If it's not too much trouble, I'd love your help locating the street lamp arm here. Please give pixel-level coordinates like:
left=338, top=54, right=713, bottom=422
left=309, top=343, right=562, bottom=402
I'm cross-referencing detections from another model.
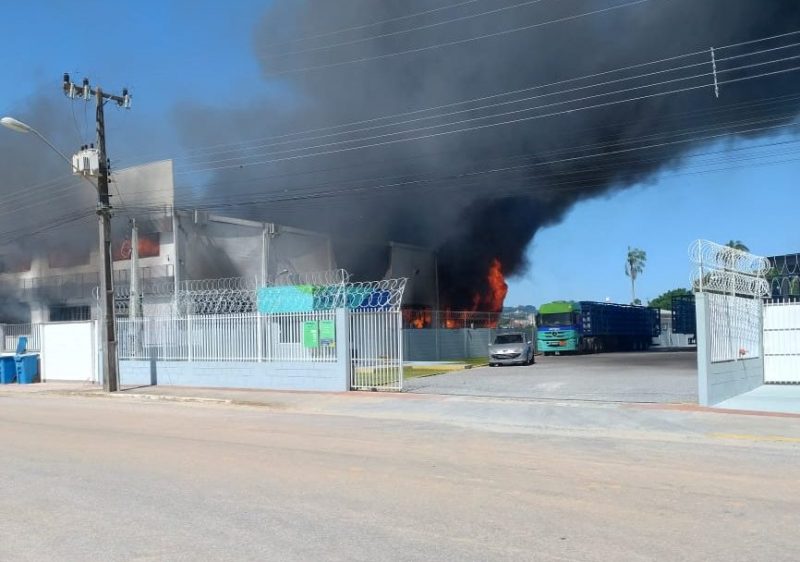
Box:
left=1, top=115, right=98, bottom=192
left=29, top=128, right=99, bottom=192
left=28, top=127, right=73, bottom=169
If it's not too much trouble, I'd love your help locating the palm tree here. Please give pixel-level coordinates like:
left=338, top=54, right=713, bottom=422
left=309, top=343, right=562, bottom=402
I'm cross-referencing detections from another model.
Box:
left=725, top=240, right=749, bottom=252
left=625, top=246, right=647, bottom=305
left=719, top=240, right=750, bottom=273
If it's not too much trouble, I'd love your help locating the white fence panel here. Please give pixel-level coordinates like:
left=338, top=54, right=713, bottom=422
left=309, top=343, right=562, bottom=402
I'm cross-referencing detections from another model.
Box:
left=117, top=311, right=339, bottom=364
left=706, top=293, right=762, bottom=363
left=764, top=301, right=800, bottom=383
left=2, top=323, right=42, bottom=352
left=118, top=317, right=189, bottom=361
left=191, top=314, right=258, bottom=362
left=350, top=310, right=403, bottom=391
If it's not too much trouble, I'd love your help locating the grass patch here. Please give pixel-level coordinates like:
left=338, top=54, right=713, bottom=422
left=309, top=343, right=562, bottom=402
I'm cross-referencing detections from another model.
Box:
left=403, top=366, right=449, bottom=379
left=351, top=359, right=490, bottom=387
left=464, top=357, right=489, bottom=367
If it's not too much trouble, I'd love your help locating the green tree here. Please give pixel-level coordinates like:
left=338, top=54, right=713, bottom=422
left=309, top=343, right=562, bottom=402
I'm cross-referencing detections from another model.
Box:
left=648, top=288, right=692, bottom=310
left=625, top=246, right=647, bottom=305
left=725, top=240, right=750, bottom=252
left=790, top=277, right=800, bottom=297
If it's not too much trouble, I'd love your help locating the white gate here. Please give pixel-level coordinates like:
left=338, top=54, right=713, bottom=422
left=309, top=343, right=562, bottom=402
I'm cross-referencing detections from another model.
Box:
left=350, top=310, right=404, bottom=391
left=763, top=300, right=800, bottom=383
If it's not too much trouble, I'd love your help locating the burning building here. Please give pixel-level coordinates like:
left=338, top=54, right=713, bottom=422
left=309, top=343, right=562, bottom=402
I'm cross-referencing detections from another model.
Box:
left=171, top=0, right=800, bottom=320
left=4, top=1, right=800, bottom=331
left=0, top=159, right=444, bottom=324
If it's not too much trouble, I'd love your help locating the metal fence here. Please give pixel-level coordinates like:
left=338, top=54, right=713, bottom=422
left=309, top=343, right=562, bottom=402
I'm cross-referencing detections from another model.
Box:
left=705, top=292, right=762, bottom=363
left=690, top=240, right=769, bottom=364
left=350, top=310, right=403, bottom=391
left=1, top=323, right=41, bottom=352
left=117, top=311, right=339, bottom=363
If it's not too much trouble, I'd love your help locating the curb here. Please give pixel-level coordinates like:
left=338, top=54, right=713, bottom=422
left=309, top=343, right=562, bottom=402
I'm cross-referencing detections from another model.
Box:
left=110, top=392, right=234, bottom=406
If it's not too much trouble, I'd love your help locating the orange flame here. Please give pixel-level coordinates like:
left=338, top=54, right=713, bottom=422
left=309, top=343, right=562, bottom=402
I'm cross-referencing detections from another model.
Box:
left=403, top=309, right=432, bottom=329
left=485, top=258, right=508, bottom=313
left=444, top=309, right=460, bottom=329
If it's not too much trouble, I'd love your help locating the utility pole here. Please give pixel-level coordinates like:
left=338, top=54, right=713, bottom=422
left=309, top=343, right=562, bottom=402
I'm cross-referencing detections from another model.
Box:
left=63, top=74, right=131, bottom=392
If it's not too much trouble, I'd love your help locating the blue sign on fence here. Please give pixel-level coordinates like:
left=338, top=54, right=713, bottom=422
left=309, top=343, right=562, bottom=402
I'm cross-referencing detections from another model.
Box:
left=257, top=285, right=315, bottom=313
left=257, top=284, right=394, bottom=313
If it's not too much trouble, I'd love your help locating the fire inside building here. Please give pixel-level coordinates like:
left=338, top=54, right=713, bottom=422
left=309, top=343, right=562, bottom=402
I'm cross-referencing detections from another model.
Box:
left=0, top=160, right=505, bottom=343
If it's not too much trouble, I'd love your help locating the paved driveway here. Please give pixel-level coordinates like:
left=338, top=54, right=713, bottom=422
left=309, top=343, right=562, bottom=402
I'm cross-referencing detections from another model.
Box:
left=405, top=351, right=698, bottom=403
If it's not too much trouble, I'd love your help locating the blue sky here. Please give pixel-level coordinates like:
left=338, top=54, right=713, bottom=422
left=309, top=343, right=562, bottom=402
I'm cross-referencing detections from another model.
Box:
left=2, top=1, right=798, bottom=307
left=504, top=143, right=799, bottom=306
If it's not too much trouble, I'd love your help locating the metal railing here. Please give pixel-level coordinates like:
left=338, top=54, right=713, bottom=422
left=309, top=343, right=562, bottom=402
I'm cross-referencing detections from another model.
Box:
left=117, top=311, right=338, bottom=363
left=350, top=310, right=403, bottom=391
left=705, top=293, right=762, bottom=363
left=0, top=323, right=42, bottom=352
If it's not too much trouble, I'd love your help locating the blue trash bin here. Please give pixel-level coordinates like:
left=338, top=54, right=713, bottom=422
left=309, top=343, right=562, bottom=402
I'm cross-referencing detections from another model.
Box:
left=15, top=355, right=39, bottom=384
left=0, top=356, right=16, bottom=384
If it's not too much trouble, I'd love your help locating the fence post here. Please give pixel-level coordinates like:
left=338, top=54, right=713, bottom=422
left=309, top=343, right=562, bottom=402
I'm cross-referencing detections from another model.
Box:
left=757, top=298, right=765, bottom=382
left=434, top=310, right=441, bottom=361
left=336, top=307, right=350, bottom=391
left=257, top=313, right=264, bottom=362
left=397, top=307, right=404, bottom=391
left=187, top=314, right=194, bottom=363
left=695, top=293, right=710, bottom=406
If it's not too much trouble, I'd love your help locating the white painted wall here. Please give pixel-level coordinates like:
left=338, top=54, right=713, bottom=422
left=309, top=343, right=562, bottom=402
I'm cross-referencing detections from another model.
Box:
left=41, top=322, right=97, bottom=382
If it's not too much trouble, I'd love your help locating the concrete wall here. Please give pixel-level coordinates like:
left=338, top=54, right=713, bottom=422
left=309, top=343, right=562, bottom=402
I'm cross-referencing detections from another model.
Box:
left=698, top=358, right=764, bottom=406
left=119, top=359, right=348, bottom=392
left=696, top=293, right=764, bottom=406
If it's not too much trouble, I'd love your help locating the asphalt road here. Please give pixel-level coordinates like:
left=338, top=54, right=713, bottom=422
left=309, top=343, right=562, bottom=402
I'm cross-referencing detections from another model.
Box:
left=406, top=351, right=698, bottom=403
left=1, top=392, right=799, bottom=561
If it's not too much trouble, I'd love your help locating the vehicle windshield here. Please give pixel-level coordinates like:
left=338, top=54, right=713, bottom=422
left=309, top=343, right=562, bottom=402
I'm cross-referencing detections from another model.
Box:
left=539, top=312, right=573, bottom=327
left=493, top=334, right=524, bottom=344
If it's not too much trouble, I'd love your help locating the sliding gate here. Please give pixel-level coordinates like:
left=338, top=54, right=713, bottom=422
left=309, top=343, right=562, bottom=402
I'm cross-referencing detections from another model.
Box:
left=763, top=299, right=800, bottom=383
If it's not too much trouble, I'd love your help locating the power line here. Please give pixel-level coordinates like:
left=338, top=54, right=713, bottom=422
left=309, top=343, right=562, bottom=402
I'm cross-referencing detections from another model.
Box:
left=261, top=0, right=484, bottom=49
left=268, top=0, right=654, bottom=75
left=108, top=90, right=800, bottom=211
left=8, top=124, right=800, bottom=250
left=130, top=116, right=800, bottom=214
left=118, top=28, right=800, bottom=166
left=176, top=61, right=800, bottom=175
left=170, top=109, right=800, bottom=207
left=176, top=40, right=800, bottom=167
left=4, top=67, right=797, bottom=219
left=268, top=0, right=550, bottom=59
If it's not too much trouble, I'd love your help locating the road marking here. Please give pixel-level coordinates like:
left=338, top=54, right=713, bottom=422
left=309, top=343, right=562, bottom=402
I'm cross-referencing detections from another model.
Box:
left=710, top=432, right=800, bottom=444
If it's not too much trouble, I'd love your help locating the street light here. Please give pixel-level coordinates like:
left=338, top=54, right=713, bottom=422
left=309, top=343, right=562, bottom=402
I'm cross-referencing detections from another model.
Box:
left=1, top=116, right=75, bottom=168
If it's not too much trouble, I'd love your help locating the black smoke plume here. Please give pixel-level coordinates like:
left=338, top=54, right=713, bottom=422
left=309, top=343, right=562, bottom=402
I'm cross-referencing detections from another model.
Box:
left=175, top=0, right=800, bottom=309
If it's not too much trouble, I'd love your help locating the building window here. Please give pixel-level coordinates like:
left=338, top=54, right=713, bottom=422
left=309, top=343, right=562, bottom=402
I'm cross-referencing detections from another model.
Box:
left=49, top=306, right=91, bottom=322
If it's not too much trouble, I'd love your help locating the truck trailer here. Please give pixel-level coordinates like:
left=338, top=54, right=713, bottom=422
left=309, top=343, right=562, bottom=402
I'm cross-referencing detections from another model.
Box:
left=537, top=301, right=660, bottom=355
